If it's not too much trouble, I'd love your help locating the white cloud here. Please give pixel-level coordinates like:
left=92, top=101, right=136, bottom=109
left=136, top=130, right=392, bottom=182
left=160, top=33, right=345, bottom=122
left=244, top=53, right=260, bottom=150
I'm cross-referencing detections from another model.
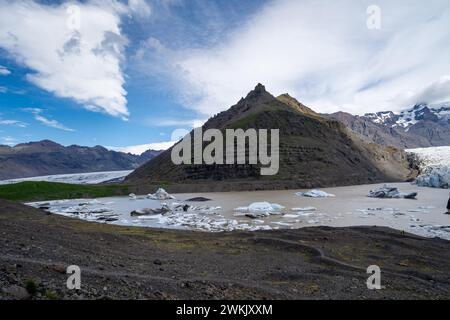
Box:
left=1, top=136, right=17, bottom=146
left=146, top=117, right=206, bottom=128
left=140, top=0, right=450, bottom=115
left=0, top=65, right=11, bottom=76
left=23, top=108, right=74, bottom=132
left=108, top=140, right=176, bottom=155
left=0, top=0, right=149, bottom=119
left=34, top=114, right=75, bottom=132
left=128, top=0, right=152, bottom=17
left=404, top=76, right=450, bottom=106
left=0, top=119, right=28, bottom=128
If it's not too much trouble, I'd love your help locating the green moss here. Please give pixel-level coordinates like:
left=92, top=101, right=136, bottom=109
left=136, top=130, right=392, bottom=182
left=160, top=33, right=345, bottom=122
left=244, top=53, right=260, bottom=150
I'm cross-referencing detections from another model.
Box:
left=0, top=181, right=131, bottom=202
left=25, top=279, right=38, bottom=295
left=44, top=290, right=59, bottom=300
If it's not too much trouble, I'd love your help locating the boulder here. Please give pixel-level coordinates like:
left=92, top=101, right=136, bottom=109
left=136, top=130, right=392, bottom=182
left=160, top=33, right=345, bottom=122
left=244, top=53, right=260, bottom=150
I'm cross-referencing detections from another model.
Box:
left=2, top=285, right=30, bottom=300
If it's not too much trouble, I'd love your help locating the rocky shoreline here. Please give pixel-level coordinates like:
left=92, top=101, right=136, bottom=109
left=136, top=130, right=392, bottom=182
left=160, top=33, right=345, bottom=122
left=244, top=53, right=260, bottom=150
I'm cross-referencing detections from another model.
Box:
left=1, top=199, right=450, bottom=300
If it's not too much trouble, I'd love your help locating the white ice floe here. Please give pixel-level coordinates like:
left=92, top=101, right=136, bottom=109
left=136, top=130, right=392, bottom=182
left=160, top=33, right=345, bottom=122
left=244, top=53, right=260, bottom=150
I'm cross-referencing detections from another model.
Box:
left=283, top=214, right=302, bottom=219
left=28, top=200, right=120, bottom=223
left=291, top=207, right=317, bottom=211
left=158, top=212, right=273, bottom=232
left=147, top=188, right=175, bottom=200
left=271, top=221, right=293, bottom=227
left=295, top=190, right=335, bottom=198
left=407, top=146, right=450, bottom=189
left=233, top=202, right=285, bottom=219
left=29, top=197, right=274, bottom=232
left=367, top=185, right=417, bottom=199
left=410, top=224, right=450, bottom=241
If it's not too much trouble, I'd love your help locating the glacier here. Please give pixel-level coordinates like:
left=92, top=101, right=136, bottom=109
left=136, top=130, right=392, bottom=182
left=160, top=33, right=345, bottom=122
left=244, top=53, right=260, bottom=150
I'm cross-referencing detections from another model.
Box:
left=0, top=170, right=133, bottom=185
left=407, top=147, right=450, bottom=189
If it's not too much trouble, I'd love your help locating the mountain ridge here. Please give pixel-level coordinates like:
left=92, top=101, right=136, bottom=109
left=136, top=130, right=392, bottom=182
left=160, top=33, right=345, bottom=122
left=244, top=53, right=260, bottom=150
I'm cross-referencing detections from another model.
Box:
left=328, top=102, right=450, bottom=149
left=0, top=140, right=162, bottom=180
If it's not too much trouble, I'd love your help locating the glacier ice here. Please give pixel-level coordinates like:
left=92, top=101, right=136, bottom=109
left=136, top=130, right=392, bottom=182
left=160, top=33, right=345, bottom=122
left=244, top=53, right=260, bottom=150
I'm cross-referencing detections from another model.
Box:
left=407, top=146, right=450, bottom=189
left=147, top=188, right=175, bottom=200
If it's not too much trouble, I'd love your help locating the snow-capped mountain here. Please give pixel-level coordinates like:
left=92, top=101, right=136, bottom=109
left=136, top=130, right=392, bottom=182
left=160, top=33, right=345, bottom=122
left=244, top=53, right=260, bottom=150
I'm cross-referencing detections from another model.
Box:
left=329, top=103, right=450, bottom=149
left=365, top=103, right=450, bottom=130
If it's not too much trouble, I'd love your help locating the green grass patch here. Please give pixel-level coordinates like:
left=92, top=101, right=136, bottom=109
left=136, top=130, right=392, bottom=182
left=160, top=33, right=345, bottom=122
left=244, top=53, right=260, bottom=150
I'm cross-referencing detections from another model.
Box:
left=0, top=181, right=131, bottom=202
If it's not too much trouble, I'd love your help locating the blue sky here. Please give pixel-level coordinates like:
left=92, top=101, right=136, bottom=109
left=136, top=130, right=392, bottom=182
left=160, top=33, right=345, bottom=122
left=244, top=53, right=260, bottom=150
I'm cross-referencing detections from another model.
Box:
left=1, top=0, right=450, bottom=153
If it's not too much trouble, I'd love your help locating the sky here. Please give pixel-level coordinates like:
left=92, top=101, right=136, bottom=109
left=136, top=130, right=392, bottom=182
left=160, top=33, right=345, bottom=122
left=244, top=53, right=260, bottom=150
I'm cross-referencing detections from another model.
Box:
left=0, top=0, right=449, bottom=154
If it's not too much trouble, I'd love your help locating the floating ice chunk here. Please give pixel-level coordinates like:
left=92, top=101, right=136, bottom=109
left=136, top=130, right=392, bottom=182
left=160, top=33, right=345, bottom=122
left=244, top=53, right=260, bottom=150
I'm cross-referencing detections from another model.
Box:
left=248, top=202, right=284, bottom=212
left=296, top=212, right=315, bottom=217
left=291, top=207, right=317, bottom=211
left=131, top=207, right=170, bottom=216
left=271, top=221, right=293, bottom=227
left=283, top=214, right=302, bottom=219
left=252, top=220, right=265, bottom=224
left=234, top=202, right=285, bottom=218
left=137, top=215, right=162, bottom=220
left=147, top=188, right=175, bottom=200
left=245, top=212, right=270, bottom=219
left=408, top=209, right=429, bottom=213
left=268, top=203, right=285, bottom=211
left=367, top=185, right=417, bottom=199
left=295, top=190, right=335, bottom=198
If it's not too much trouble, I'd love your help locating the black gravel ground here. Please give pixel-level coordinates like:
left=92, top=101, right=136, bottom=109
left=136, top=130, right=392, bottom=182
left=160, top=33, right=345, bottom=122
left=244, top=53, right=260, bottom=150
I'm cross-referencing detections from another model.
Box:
left=1, top=200, right=449, bottom=300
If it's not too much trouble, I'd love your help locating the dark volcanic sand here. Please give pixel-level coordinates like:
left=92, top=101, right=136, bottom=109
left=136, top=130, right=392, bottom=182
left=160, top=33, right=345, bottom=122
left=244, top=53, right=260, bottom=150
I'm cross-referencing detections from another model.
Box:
left=0, top=200, right=449, bottom=300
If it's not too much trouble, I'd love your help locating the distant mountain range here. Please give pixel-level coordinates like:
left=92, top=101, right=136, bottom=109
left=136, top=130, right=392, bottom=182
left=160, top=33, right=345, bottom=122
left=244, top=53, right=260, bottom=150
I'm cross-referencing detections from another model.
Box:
left=125, top=84, right=413, bottom=191
left=0, top=140, right=161, bottom=180
left=328, top=103, right=450, bottom=149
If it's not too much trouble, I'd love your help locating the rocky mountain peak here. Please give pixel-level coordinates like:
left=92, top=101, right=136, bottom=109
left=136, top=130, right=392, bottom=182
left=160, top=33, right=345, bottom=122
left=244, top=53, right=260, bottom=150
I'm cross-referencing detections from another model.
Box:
left=242, top=83, right=274, bottom=103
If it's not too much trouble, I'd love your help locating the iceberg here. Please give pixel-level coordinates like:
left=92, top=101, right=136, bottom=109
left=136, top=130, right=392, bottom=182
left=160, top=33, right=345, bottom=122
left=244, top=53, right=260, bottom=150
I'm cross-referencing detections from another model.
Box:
left=291, top=207, right=317, bottom=211
left=233, top=202, right=285, bottom=219
left=367, top=185, right=417, bottom=199
left=129, top=193, right=137, bottom=200
left=147, top=188, right=175, bottom=200
left=295, top=190, right=335, bottom=198
left=234, top=202, right=285, bottom=212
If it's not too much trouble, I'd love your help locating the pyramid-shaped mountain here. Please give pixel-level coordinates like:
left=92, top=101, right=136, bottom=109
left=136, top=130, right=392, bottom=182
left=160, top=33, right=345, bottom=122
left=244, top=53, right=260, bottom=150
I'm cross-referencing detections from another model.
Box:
left=125, top=84, right=413, bottom=191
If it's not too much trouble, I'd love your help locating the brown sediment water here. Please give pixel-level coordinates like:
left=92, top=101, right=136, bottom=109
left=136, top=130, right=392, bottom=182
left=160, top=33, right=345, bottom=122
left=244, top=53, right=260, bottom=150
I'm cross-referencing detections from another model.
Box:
left=174, top=182, right=450, bottom=228
left=27, top=182, right=450, bottom=239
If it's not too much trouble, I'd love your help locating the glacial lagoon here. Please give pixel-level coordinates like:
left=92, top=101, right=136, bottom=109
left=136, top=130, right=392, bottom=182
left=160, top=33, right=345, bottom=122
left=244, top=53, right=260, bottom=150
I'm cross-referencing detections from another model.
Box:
left=26, top=182, right=450, bottom=240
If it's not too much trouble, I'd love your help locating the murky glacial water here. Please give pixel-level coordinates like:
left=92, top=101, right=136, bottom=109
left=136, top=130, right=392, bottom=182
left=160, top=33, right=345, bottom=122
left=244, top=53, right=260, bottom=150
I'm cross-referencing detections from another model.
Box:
left=26, top=182, right=450, bottom=240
